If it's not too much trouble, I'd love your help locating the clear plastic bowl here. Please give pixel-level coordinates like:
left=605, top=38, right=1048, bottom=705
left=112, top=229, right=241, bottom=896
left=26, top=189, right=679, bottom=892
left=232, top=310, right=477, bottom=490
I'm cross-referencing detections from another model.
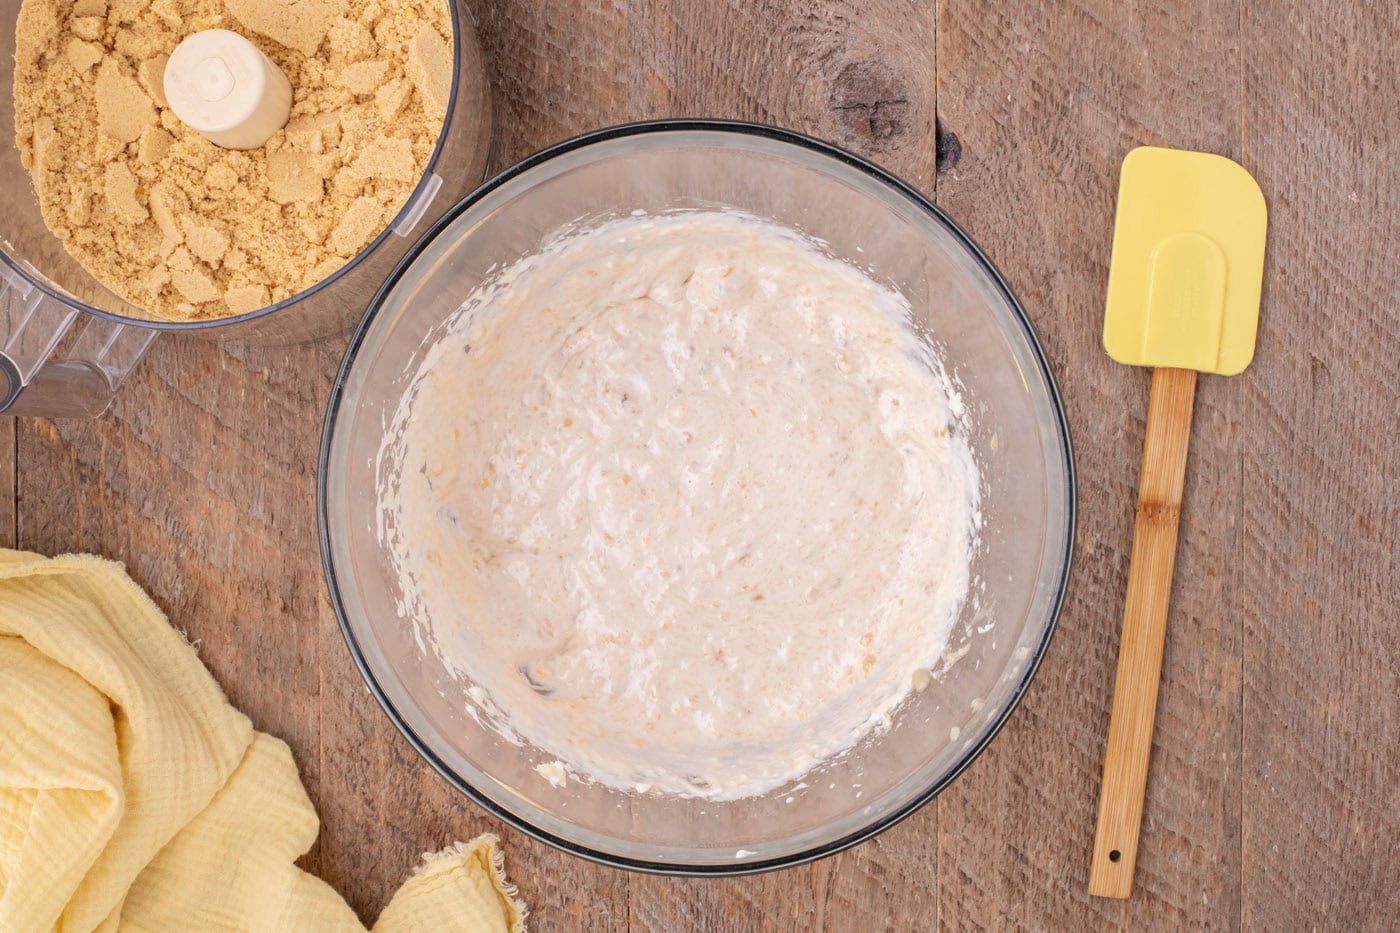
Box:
left=319, top=121, right=1075, bottom=874
left=0, top=0, right=490, bottom=415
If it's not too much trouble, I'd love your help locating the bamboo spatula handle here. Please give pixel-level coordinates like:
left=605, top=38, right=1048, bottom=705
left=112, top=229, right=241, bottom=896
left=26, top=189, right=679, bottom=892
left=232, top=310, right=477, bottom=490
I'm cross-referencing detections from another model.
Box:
left=1089, top=365, right=1198, bottom=898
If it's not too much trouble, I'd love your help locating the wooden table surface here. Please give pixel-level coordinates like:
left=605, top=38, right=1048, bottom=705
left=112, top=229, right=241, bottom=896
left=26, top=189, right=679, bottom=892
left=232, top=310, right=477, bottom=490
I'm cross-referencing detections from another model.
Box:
left=7, top=0, right=1397, bottom=929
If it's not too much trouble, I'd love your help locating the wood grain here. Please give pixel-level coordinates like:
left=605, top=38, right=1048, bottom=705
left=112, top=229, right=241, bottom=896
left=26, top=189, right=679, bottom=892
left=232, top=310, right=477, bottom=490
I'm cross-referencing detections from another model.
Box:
left=934, top=0, right=1245, bottom=927
left=477, top=0, right=939, bottom=183
left=1240, top=1, right=1400, bottom=928
left=1090, top=366, right=1198, bottom=897
left=474, top=1, right=946, bottom=929
left=628, top=825, right=939, bottom=933
left=0, top=420, right=12, bottom=549
left=6, top=0, right=1399, bottom=928
left=16, top=334, right=333, bottom=878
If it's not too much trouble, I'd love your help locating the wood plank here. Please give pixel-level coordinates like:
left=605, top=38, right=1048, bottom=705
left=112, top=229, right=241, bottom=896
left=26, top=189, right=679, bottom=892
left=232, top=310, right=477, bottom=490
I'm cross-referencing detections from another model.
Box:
left=16, top=334, right=330, bottom=880
left=479, top=0, right=940, bottom=189
left=307, top=0, right=637, bottom=925
left=0, top=420, right=13, bottom=549
left=624, top=0, right=941, bottom=191
left=8, top=1, right=1396, bottom=928
left=471, top=0, right=945, bottom=929
left=625, top=824, right=938, bottom=933
left=575, top=1, right=941, bottom=929
left=934, top=0, right=1245, bottom=926
left=1240, top=2, right=1400, bottom=927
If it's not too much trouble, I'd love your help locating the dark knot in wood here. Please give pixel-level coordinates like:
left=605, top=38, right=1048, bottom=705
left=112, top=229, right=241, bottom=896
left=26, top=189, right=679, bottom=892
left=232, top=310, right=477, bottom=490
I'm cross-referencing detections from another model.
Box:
left=828, top=60, right=912, bottom=150
left=936, top=127, right=962, bottom=174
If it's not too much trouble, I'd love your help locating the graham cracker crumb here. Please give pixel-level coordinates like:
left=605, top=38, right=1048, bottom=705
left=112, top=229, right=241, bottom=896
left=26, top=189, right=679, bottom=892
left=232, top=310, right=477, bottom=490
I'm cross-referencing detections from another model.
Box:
left=204, top=162, right=239, bottom=191
left=25, top=116, right=58, bottom=172
left=326, top=16, right=374, bottom=61
left=225, top=0, right=349, bottom=56
left=171, top=265, right=220, bottom=303
left=150, top=186, right=182, bottom=243
left=330, top=195, right=382, bottom=254
left=95, top=59, right=156, bottom=144
left=137, top=54, right=170, bottom=107
left=66, top=188, right=92, bottom=226
left=16, top=0, right=60, bottom=69
left=340, top=59, right=388, bottom=95
left=405, top=26, right=451, bottom=121
left=180, top=217, right=230, bottom=265
left=108, top=0, right=143, bottom=23
left=15, top=0, right=452, bottom=321
left=348, top=136, right=414, bottom=182
left=308, top=254, right=344, bottom=282
left=224, top=284, right=270, bottom=315
left=286, top=110, right=343, bottom=149
left=267, top=150, right=325, bottom=203
left=140, top=265, right=171, bottom=296
left=138, top=126, right=172, bottom=164
left=70, top=16, right=105, bottom=41
left=149, top=0, right=185, bottom=30
left=374, top=78, right=411, bottom=122
left=65, top=37, right=103, bottom=73
left=103, top=162, right=147, bottom=225
left=115, top=25, right=173, bottom=60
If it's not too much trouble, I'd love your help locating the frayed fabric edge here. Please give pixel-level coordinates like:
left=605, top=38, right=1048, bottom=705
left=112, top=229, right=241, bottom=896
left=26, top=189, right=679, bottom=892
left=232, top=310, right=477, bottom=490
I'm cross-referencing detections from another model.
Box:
left=417, top=834, right=528, bottom=933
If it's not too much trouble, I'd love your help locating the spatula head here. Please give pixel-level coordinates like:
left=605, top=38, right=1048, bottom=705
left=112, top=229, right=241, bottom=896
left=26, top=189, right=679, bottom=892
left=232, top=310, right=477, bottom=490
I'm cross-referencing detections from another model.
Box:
left=1103, top=147, right=1267, bottom=375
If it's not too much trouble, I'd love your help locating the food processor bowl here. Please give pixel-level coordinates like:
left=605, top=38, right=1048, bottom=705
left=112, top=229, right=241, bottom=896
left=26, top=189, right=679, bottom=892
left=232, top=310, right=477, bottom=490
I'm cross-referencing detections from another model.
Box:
left=320, top=121, right=1074, bottom=873
left=0, top=0, right=491, bottom=416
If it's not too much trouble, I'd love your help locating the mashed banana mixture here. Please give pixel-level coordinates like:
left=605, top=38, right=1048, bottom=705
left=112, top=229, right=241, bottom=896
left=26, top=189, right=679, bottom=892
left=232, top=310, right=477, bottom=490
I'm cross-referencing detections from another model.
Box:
left=380, top=211, right=981, bottom=799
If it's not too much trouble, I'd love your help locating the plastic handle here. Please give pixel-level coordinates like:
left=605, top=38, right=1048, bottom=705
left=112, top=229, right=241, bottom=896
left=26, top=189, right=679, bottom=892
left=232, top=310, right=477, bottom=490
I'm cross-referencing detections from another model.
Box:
left=0, top=264, right=157, bottom=418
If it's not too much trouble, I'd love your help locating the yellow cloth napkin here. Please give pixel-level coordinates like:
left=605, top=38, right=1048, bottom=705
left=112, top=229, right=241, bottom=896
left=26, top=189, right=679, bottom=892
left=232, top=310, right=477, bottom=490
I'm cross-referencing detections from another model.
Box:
left=0, top=549, right=526, bottom=933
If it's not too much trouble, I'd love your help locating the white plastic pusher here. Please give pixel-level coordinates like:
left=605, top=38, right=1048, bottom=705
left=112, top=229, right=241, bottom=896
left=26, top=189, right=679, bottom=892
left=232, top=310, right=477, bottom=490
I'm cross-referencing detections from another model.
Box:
left=164, top=29, right=292, bottom=150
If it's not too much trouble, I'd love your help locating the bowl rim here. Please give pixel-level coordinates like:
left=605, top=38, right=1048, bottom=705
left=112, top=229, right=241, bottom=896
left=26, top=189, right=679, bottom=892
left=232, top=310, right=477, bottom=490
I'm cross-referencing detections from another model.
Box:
left=317, top=118, right=1077, bottom=876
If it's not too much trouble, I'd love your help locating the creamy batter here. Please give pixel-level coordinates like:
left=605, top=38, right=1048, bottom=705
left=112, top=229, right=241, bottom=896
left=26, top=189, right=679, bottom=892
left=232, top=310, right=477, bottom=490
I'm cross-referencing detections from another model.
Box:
left=380, top=211, right=981, bottom=799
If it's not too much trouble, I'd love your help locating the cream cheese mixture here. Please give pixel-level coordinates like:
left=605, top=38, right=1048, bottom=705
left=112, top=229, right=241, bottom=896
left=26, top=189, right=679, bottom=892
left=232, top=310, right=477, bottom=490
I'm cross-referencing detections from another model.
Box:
left=380, top=211, right=981, bottom=799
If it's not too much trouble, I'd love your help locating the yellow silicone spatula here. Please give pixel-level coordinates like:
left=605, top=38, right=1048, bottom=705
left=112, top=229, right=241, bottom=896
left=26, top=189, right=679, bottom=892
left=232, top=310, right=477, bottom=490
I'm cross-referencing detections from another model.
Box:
left=1089, top=146, right=1266, bottom=899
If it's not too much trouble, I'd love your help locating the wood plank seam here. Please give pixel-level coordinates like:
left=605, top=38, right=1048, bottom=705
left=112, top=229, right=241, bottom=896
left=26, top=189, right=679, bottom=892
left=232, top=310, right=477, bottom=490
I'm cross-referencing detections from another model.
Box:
left=930, top=4, right=943, bottom=931
left=2, top=422, right=14, bottom=550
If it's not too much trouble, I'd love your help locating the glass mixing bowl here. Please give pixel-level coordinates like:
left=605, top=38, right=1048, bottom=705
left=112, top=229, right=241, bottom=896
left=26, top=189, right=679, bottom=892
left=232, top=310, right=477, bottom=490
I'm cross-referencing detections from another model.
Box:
left=320, top=121, right=1074, bottom=874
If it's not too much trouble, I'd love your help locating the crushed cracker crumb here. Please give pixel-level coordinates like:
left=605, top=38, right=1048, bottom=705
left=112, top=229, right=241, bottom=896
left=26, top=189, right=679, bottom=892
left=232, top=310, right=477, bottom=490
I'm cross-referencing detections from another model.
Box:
left=15, top=0, right=452, bottom=321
